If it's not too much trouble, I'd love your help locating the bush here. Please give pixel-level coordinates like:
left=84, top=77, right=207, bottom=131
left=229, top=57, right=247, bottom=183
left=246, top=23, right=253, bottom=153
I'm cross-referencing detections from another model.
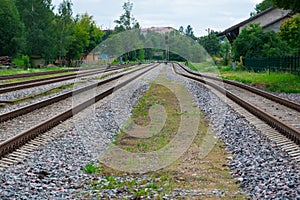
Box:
left=22, top=55, right=30, bottom=70
left=232, top=24, right=292, bottom=61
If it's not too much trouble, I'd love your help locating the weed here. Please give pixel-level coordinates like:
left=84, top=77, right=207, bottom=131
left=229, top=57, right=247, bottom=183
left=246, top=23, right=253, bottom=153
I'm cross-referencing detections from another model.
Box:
left=82, top=162, right=102, bottom=174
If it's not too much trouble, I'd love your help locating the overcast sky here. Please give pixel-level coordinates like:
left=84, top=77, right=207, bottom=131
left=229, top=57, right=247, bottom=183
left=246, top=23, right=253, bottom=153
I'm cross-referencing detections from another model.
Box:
left=52, top=0, right=263, bottom=36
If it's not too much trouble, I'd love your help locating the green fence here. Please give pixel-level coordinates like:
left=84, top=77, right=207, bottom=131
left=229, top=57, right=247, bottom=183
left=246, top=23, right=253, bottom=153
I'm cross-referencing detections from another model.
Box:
left=243, top=56, right=300, bottom=74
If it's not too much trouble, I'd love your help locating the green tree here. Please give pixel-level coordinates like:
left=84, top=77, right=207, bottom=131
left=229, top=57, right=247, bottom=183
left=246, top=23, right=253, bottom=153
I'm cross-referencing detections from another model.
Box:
left=114, top=0, right=140, bottom=33
left=67, top=14, right=90, bottom=60
left=86, top=21, right=104, bottom=53
left=272, top=0, right=300, bottom=13
left=185, top=25, right=196, bottom=40
left=113, top=1, right=141, bottom=61
left=198, top=30, right=221, bottom=56
left=251, top=0, right=273, bottom=16
left=56, top=0, right=74, bottom=65
left=232, top=24, right=292, bottom=60
left=279, top=14, right=300, bottom=54
left=14, top=0, right=55, bottom=59
left=179, top=26, right=184, bottom=34
left=0, top=0, right=25, bottom=56
left=66, top=13, right=103, bottom=61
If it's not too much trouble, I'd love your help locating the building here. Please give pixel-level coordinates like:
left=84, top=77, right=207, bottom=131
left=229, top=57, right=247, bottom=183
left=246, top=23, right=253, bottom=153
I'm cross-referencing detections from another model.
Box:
left=141, top=27, right=175, bottom=35
left=218, top=7, right=291, bottom=44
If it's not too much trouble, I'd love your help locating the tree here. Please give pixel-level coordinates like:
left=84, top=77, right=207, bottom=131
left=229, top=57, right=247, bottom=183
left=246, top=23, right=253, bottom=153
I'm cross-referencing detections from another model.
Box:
left=272, top=0, right=300, bottom=13
left=56, top=0, right=74, bottom=65
left=232, top=24, right=292, bottom=60
left=114, top=1, right=140, bottom=33
left=14, top=0, right=55, bottom=59
left=185, top=25, right=196, bottom=39
left=66, top=13, right=103, bottom=61
left=179, top=26, right=184, bottom=34
left=67, top=14, right=91, bottom=60
left=0, top=0, right=25, bottom=56
left=86, top=21, right=104, bottom=53
left=113, top=1, right=141, bottom=61
left=198, top=30, right=221, bottom=56
left=251, top=0, right=273, bottom=16
left=279, top=14, right=300, bottom=54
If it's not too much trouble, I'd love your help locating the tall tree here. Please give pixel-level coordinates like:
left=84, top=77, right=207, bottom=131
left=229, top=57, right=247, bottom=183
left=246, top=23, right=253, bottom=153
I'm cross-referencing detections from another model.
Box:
left=114, top=0, right=140, bottom=33
left=185, top=25, right=196, bottom=40
left=272, top=0, right=300, bottom=13
left=179, top=26, right=184, bottom=34
left=113, top=1, right=142, bottom=61
left=56, top=0, right=74, bottom=65
left=66, top=13, right=103, bottom=60
left=86, top=21, right=104, bottom=53
left=198, top=30, right=221, bottom=56
left=14, top=0, right=55, bottom=59
left=67, top=13, right=91, bottom=60
left=0, top=0, right=25, bottom=56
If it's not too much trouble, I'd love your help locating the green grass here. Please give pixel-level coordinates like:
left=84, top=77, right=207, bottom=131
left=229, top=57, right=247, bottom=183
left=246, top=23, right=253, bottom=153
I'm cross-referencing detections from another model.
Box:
left=114, top=83, right=181, bottom=153
left=0, top=67, right=70, bottom=76
left=185, top=62, right=300, bottom=94
left=185, top=62, right=219, bottom=73
left=220, top=71, right=300, bottom=93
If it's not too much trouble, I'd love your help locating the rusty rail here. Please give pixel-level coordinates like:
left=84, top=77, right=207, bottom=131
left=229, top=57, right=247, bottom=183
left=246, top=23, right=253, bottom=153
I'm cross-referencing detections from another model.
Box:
left=177, top=63, right=300, bottom=112
left=0, top=65, right=133, bottom=94
left=173, top=63, right=300, bottom=145
left=0, top=63, right=158, bottom=158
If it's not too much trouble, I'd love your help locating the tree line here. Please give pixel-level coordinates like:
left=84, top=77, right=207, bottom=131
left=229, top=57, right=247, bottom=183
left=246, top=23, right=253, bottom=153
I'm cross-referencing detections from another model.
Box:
left=0, top=0, right=299, bottom=67
left=0, top=0, right=104, bottom=66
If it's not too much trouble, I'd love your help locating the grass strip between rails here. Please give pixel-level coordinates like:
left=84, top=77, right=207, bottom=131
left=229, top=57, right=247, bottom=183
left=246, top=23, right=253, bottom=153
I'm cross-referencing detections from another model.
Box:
left=80, top=77, right=249, bottom=199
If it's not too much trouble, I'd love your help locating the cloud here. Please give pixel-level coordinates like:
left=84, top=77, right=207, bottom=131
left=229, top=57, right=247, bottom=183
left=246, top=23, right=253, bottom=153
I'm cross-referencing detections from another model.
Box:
left=51, top=0, right=258, bottom=36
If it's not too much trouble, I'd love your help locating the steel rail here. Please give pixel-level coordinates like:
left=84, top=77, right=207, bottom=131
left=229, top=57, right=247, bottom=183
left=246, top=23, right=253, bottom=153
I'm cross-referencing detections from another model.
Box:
left=0, top=65, right=126, bottom=81
left=173, top=63, right=300, bottom=145
left=177, top=63, right=300, bottom=112
left=0, top=64, right=151, bottom=123
left=0, top=63, right=158, bottom=157
left=0, top=65, right=133, bottom=94
left=0, top=65, right=129, bottom=88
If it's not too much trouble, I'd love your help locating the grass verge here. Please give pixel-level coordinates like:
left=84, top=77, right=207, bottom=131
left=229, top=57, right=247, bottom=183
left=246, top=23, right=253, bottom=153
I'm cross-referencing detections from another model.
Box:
left=185, top=62, right=300, bottom=94
left=0, top=67, right=70, bottom=76
left=220, top=71, right=300, bottom=93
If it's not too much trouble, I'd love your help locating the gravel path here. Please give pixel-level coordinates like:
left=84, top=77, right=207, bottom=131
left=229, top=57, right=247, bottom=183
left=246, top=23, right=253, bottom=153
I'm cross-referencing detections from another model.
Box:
left=0, top=64, right=299, bottom=199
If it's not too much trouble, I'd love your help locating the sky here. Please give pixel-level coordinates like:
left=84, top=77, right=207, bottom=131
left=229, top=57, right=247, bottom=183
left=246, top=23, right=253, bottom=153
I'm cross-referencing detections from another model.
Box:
left=52, top=0, right=263, bottom=36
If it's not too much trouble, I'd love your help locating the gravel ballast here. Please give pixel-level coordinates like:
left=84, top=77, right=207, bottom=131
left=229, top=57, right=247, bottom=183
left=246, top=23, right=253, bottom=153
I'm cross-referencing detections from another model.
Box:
left=0, top=64, right=299, bottom=199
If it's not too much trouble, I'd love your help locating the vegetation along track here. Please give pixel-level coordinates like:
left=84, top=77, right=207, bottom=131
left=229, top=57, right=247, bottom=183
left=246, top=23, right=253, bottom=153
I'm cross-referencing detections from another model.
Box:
left=173, top=63, right=300, bottom=159
left=0, top=63, right=158, bottom=159
left=0, top=65, right=133, bottom=95
left=0, top=65, right=113, bottom=81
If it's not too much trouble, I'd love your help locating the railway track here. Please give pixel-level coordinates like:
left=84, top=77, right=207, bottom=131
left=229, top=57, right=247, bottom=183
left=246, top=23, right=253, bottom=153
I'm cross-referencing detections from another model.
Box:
left=0, top=65, right=112, bottom=81
left=173, top=63, right=300, bottom=161
left=0, top=65, right=133, bottom=95
left=0, top=63, right=158, bottom=168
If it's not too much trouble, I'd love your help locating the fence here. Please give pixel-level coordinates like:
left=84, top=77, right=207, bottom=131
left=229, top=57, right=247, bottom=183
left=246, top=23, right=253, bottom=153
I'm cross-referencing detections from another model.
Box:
left=243, top=56, right=300, bottom=75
